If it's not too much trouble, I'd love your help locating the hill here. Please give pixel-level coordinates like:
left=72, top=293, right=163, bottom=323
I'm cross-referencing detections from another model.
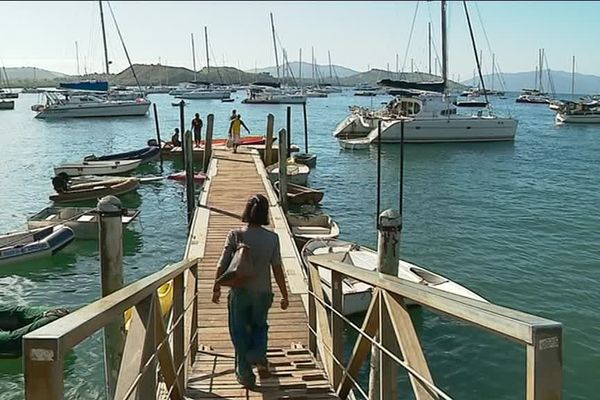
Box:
left=3, top=67, right=68, bottom=81
left=250, top=61, right=359, bottom=79
left=462, top=70, right=600, bottom=94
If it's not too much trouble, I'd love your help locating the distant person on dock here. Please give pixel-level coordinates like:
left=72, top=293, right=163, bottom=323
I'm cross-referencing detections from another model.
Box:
left=228, top=114, right=250, bottom=153
left=191, top=113, right=203, bottom=147
left=230, top=109, right=238, bottom=121
left=170, top=128, right=181, bottom=147
left=212, top=194, right=288, bottom=388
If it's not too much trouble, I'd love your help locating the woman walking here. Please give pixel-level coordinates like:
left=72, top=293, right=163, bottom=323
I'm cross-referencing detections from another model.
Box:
left=212, top=194, right=289, bottom=387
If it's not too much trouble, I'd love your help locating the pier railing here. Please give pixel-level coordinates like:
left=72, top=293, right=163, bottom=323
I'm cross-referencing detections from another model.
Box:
left=22, top=257, right=199, bottom=400
left=306, top=254, right=563, bottom=400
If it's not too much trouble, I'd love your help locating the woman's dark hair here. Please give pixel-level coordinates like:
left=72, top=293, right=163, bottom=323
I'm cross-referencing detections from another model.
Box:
left=241, top=194, right=269, bottom=225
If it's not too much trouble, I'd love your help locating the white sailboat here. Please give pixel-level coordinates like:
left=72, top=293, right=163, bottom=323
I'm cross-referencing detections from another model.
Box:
left=36, top=1, right=150, bottom=119
left=334, top=1, right=517, bottom=143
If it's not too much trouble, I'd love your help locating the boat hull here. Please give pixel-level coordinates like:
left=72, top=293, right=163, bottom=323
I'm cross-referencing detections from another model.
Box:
left=0, top=225, right=74, bottom=267
left=50, top=178, right=140, bottom=203
left=555, top=112, right=600, bottom=124
left=0, top=101, right=15, bottom=110
left=35, top=102, right=150, bottom=119
left=54, top=159, right=141, bottom=177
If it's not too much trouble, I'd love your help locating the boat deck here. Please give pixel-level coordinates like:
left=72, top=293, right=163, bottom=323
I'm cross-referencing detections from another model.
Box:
left=184, top=148, right=338, bottom=399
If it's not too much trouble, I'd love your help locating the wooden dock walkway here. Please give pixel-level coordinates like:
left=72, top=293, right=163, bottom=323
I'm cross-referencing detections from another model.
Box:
left=184, top=148, right=339, bottom=399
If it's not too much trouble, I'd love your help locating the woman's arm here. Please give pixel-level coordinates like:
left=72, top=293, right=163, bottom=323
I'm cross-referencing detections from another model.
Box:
left=271, top=236, right=288, bottom=309
left=212, top=230, right=237, bottom=303
left=242, top=121, right=250, bottom=133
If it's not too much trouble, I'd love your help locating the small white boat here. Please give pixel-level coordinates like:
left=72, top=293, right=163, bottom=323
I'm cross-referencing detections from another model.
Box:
left=0, top=225, right=74, bottom=267
left=302, top=239, right=487, bottom=315
left=50, top=177, right=140, bottom=203
left=338, top=137, right=370, bottom=150
left=176, top=89, right=231, bottom=100
left=54, top=159, right=142, bottom=177
left=287, top=213, right=340, bottom=248
left=28, top=207, right=140, bottom=240
left=266, top=162, right=310, bottom=186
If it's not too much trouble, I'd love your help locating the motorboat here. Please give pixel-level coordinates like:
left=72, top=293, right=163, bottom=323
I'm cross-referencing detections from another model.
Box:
left=515, top=89, right=550, bottom=104
left=35, top=92, right=150, bottom=119
left=28, top=207, right=140, bottom=239
left=266, top=162, right=310, bottom=186
left=302, top=239, right=487, bottom=315
left=273, top=181, right=324, bottom=205
left=242, top=85, right=306, bottom=104
left=54, top=159, right=142, bottom=177
left=287, top=213, right=340, bottom=248
left=334, top=93, right=517, bottom=143
left=176, top=88, right=231, bottom=100
left=83, top=146, right=160, bottom=164
left=555, top=100, right=600, bottom=124
left=50, top=177, right=140, bottom=203
left=338, top=137, right=370, bottom=150
left=0, top=225, right=74, bottom=267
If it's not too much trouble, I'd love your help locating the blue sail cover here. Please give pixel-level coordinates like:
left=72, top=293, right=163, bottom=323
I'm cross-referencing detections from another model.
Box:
left=59, top=80, right=109, bottom=92
left=377, top=79, right=445, bottom=93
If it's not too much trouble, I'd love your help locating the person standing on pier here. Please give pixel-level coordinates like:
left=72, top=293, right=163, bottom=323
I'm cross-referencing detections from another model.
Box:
left=212, top=194, right=289, bottom=388
left=191, top=113, right=203, bottom=147
left=228, top=114, right=250, bottom=153
left=230, top=109, right=238, bottom=121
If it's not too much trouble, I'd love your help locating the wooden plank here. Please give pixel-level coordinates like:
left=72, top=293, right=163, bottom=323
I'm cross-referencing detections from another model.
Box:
left=383, top=292, right=436, bottom=400
left=23, top=338, right=63, bottom=400
left=173, top=273, right=185, bottom=391
left=330, top=270, right=343, bottom=389
left=308, top=262, right=333, bottom=381
left=154, top=295, right=183, bottom=399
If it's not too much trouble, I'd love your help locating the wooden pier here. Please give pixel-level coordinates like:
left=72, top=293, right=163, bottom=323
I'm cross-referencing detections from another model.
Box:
left=22, top=135, right=564, bottom=400
left=184, top=148, right=337, bottom=399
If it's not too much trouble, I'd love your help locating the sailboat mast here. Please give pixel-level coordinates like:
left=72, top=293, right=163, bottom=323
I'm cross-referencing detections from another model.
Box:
left=270, top=13, right=280, bottom=80
left=428, top=22, right=432, bottom=75
left=571, top=55, right=575, bottom=99
left=299, top=48, right=302, bottom=92
left=491, top=53, right=495, bottom=91
left=328, top=50, right=333, bottom=81
left=191, top=33, right=197, bottom=81
left=441, top=0, right=448, bottom=90
left=204, top=26, right=210, bottom=73
left=98, top=0, right=110, bottom=75
left=75, top=41, right=80, bottom=76
left=311, top=47, right=315, bottom=84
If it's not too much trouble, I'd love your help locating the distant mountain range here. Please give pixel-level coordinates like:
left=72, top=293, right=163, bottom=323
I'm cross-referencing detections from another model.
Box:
left=462, top=70, right=600, bottom=94
left=249, top=61, right=359, bottom=79
left=2, top=67, right=68, bottom=81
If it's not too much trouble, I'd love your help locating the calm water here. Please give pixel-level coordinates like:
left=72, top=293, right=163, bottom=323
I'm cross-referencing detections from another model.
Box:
left=0, top=91, right=597, bottom=399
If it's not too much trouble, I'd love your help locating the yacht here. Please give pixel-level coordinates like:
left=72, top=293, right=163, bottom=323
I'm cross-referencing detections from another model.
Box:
left=176, top=87, right=231, bottom=100
left=242, top=85, right=306, bottom=104
left=334, top=1, right=517, bottom=143
left=555, top=100, right=600, bottom=124
left=516, top=89, right=550, bottom=104
left=334, top=92, right=516, bottom=143
left=35, top=92, right=150, bottom=119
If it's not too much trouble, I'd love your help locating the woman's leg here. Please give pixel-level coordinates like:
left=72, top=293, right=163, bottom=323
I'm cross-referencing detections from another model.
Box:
left=247, top=292, right=274, bottom=367
left=228, top=289, right=254, bottom=384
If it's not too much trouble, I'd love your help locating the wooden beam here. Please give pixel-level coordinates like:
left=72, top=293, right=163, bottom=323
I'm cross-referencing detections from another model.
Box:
left=308, top=264, right=317, bottom=356
left=337, top=290, right=379, bottom=399
left=114, top=294, right=156, bottom=399
left=307, top=262, right=333, bottom=380
left=173, top=273, right=185, bottom=391
left=331, top=270, right=344, bottom=389
left=526, top=325, right=563, bottom=400
left=383, top=291, right=437, bottom=400
left=308, top=255, right=560, bottom=345
left=154, top=296, right=183, bottom=400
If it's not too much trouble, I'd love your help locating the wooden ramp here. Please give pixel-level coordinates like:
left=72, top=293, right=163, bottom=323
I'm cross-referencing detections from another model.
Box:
left=185, top=149, right=339, bottom=399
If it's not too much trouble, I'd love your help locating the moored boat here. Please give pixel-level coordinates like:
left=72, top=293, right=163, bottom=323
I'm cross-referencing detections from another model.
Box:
left=83, top=146, right=160, bottom=164
left=0, top=225, right=74, bottom=267
left=287, top=213, right=340, bottom=248
left=54, top=159, right=142, bottom=177
left=292, top=152, right=317, bottom=168
left=302, top=238, right=487, bottom=315
left=266, top=162, right=310, bottom=186
left=167, top=171, right=207, bottom=183
left=273, top=181, right=324, bottom=205
left=0, top=100, right=15, bottom=110
left=28, top=207, right=140, bottom=239
left=50, top=177, right=140, bottom=203
left=338, top=137, right=370, bottom=150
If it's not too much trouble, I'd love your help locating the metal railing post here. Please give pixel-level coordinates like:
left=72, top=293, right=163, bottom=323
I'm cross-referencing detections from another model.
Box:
left=527, top=326, right=563, bottom=400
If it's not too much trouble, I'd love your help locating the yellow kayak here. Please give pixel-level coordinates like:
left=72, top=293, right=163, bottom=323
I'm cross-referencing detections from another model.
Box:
left=124, top=281, right=173, bottom=330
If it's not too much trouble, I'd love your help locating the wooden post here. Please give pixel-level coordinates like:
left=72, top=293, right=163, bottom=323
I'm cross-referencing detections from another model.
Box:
left=302, top=102, right=309, bottom=154
left=278, top=128, right=288, bottom=213
left=153, top=103, right=164, bottom=169
left=286, top=106, right=292, bottom=158
left=265, top=113, right=274, bottom=166
left=527, top=325, right=563, bottom=400
left=98, top=195, right=125, bottom=400
left=369, top=209, right=401, bottom=400
left=173, top=273, right=185, bottom=392
left=184, top=130, right=195, bottom=229
left=204, top=114, right=214, bottom=172
left=24, top=338, right=64, bottom=400
left=331, top=270, right=344, bottom=389
left=179, top=100, right=186, bottom=166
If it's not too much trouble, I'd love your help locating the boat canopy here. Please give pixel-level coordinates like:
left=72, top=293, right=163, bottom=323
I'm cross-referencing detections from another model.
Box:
left=377, top=79, right=445, bottom=93
left=59, top=80, right=109, bottom=92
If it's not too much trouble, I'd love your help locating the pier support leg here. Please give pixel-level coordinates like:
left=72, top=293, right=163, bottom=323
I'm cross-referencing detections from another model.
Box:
left=98, top=195, right=125, bottom=400
left=184, top=130, right=196, bottom=229
left=278, top=128, right=288, bottom=213
left=369, top=209, right=401, bottom=400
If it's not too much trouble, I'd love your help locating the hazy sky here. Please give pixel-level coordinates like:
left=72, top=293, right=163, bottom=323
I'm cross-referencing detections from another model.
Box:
left=1, top=1, right=598, bottom=78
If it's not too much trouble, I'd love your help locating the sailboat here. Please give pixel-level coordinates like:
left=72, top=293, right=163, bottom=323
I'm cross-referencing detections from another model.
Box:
left=516, top=49, right=550, bottom=104
left=333, top=1, right=517, bottom=143
left=35, top=1, right=150, bottom=119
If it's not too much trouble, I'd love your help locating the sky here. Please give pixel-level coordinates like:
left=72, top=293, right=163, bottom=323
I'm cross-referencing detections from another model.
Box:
left=1, top=1, right=599, bottom=79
